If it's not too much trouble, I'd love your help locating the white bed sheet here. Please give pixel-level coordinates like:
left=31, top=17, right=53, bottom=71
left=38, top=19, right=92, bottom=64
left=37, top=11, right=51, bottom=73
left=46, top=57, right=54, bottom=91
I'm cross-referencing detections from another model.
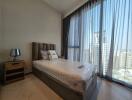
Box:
left=33, top=59, right=96, bottom=93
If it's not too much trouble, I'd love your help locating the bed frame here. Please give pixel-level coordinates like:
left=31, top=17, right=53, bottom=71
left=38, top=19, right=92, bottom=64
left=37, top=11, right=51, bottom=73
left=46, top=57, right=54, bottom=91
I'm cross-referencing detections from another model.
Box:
left=32, top=42, right=97, bottom=100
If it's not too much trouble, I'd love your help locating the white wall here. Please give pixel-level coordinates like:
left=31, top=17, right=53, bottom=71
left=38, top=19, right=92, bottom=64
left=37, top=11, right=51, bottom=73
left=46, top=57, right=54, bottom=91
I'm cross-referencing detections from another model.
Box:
left=1, top=0, right=62, bottom=73
left=63, top=0, right=89, bottom=18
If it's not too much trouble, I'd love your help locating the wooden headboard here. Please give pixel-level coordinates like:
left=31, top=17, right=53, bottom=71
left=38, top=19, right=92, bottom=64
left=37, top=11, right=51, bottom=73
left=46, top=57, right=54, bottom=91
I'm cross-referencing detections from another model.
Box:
left=32, top=42, right=56, bottom=61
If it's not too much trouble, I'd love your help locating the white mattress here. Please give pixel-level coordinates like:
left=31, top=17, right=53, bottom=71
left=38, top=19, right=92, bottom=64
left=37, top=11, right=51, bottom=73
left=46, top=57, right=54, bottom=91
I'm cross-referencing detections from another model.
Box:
left=33, top=59, right=96, bottom=93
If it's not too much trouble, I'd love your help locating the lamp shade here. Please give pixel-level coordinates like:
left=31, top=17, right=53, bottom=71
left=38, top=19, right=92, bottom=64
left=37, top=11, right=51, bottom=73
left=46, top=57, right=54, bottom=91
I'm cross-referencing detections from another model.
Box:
left=10, top=48, right=21, bottom=57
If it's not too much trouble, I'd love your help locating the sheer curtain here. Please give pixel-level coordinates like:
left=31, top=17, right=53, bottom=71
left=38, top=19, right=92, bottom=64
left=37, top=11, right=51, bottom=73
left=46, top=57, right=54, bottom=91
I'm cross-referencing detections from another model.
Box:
left=66, top=0, right=132, bottom=86
left=68, top=1, right=101, bottom=67
left=80, top=2, right=101, bottom=66
left=68, top=13, right=80, bottom=61
left=102, top=0, right=132, bottom=85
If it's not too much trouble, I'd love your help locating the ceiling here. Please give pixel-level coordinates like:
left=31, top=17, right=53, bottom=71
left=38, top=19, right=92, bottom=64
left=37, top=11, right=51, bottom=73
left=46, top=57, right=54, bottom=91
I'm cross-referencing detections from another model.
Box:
left=42, top=0, right=87, bottom=15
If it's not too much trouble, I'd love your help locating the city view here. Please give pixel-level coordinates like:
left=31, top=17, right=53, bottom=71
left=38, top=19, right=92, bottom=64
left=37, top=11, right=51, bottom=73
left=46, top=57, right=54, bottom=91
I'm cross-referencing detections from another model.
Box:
left=68, top=31, right=132, bottom=84
left=94, top=32, right=132, bottom=84
left=68, top=0, right=132, bottom=85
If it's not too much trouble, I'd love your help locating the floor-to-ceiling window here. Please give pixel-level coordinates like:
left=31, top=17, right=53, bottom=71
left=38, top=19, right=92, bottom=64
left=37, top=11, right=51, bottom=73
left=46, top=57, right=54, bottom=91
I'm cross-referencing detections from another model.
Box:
left=65, top=0, right=132, bottom=87
left=102, top=0, right=132, bottom=85
left=68, top=1, right=101, bottom=67
left=68, top=13, right=80, bottom=61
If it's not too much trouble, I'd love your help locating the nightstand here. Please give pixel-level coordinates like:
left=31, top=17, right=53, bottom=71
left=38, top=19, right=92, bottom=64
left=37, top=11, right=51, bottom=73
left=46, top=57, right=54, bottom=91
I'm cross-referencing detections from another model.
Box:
left=2, top=60, right=25, bottom=84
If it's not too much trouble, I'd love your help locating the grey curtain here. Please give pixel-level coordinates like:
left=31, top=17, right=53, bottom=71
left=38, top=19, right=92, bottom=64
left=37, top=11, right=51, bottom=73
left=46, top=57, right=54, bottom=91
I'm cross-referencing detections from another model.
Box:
left=62, top=17, right=71, bottom=59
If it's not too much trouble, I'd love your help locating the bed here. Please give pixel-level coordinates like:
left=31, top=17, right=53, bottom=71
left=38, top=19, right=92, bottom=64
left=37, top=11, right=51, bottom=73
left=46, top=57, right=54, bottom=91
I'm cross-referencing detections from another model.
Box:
left=32, top=42, right=97, bottom=100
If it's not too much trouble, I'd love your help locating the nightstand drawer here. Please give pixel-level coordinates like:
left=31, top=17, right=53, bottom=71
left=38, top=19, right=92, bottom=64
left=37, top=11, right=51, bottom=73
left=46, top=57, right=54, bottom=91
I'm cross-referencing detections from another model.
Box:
left=6, top=73, right=24, bottom=81
left=5, top=62, right=24, bottom=71
left=6, top=68, right=24, bottom=74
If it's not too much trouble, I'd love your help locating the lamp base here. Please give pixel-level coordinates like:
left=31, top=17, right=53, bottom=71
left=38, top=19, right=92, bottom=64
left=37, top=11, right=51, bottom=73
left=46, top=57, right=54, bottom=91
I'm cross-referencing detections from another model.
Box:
left=12, top=57, right=20, bottom=62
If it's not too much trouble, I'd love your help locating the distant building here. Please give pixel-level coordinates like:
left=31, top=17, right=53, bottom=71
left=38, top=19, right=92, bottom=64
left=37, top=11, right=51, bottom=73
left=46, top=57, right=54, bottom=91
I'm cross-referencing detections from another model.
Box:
left=119, top=51, right=132, bottom=69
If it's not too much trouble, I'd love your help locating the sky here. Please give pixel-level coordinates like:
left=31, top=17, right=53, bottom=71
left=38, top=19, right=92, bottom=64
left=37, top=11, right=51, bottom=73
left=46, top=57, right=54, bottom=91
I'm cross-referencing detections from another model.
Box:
left=103, top=0, right=132, bottom=51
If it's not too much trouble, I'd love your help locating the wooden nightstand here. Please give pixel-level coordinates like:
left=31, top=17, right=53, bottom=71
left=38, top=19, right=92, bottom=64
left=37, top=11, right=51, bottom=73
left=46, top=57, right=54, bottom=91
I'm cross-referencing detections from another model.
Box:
left=2, top=60, right=25, bottom=84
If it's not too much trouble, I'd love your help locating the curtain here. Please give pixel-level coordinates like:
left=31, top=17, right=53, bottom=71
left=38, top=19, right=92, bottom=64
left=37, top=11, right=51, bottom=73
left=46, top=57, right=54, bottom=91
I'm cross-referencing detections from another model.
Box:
left=68, top=13, right=80, bottom=61
left=62, top=17, right=71, bottom=59
left=63, top=0, right=132, bottom=87
left=68, top=1, right=101, bottom=66
left=102, top=0, right=132, bottom=85
left=80, top=1, right=101, bottom=65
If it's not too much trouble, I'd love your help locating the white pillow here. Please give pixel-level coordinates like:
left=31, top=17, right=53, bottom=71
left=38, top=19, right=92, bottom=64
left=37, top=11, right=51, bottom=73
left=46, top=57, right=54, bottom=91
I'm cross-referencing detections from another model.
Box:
left=48, top=50, right=58, bottom=60
left=49, top=54, right=58, bottom=60
left=41, top=50, right=49, bottom=60
left=48, top=50, right=57, bottom=55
